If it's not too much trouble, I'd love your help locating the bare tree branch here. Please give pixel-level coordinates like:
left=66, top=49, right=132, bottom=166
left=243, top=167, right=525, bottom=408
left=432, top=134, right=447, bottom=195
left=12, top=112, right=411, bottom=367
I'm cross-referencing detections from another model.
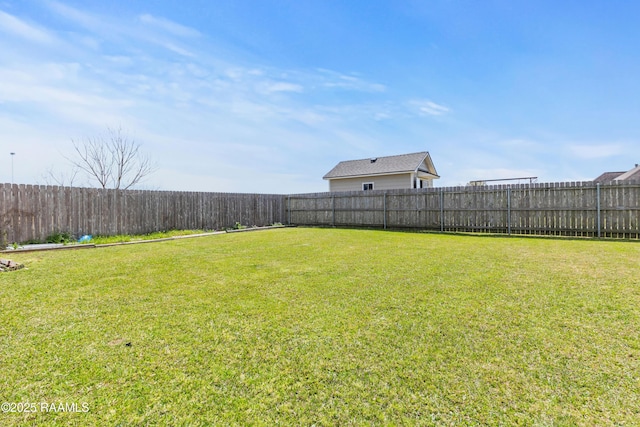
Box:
left=42, top=166, right=80, bottom=187
left=72, top=137, right=112, bottom=188
left=68, top=127, right=156, bottom=190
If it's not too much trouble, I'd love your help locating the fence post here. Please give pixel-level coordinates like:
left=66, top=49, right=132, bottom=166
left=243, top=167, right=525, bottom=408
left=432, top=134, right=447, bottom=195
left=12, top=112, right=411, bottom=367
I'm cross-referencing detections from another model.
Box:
left=383, top=192, right=387, bottom=230
left=287, top=195, right=291, bottom=225
left=507, top=187, right=512, bottom=235
left=596, top=183, right=601, bottom=238
left=440, top=188, right=444, bottom=232
left=332, top=195, right=335, bottom=227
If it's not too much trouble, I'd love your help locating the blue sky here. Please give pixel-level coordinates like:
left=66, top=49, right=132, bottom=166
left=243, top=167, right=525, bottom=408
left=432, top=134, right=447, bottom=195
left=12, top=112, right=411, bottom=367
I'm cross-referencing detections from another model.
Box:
left=2, top=0, right=640, bottom=193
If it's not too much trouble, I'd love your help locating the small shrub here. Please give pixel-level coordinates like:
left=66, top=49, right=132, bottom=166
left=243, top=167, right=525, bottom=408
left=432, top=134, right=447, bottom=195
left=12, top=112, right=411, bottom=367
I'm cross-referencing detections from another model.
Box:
left=45, top=231, right=73, bottom=244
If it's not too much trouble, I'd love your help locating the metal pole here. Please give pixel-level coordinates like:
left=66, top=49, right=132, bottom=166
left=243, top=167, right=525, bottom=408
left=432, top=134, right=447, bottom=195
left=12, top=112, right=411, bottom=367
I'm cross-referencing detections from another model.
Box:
left=332, top=195, right=335, bottom=227
left=596, top=183, right=601, bottom=238
left=507, top=187, right=512, bottom=235
left=10, top=152, right=15, bottom=185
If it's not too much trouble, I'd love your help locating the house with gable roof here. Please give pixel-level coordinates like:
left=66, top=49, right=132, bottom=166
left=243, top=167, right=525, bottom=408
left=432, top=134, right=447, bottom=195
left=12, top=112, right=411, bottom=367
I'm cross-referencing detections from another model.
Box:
left=323, top=151, right=439, bottom=192
left=594, top=164, right=640, bottom=183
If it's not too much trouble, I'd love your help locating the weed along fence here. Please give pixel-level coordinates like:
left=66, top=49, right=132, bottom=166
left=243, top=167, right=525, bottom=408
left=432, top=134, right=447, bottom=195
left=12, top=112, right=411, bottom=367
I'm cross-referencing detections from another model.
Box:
left=0, top=184, right=287, bottom=244
left=288, top=181, right=640, bottom=238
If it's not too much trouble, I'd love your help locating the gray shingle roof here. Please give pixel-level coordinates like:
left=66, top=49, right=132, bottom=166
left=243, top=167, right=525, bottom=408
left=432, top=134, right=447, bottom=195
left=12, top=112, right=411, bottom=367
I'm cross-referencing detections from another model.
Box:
left=594, top=165, right=640, bottom=183
left=323, top=152, right=438, bottom=179
left=594, top=172, right=625, bottom=183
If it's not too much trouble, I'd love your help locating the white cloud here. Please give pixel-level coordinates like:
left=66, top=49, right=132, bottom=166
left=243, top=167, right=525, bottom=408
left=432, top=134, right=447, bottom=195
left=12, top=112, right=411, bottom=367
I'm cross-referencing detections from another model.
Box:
left=568, top=143, right=623, bottom=159
left=46, top=1, right=198, bottom=59
left=139, top=14, right=201, bottom=38
left=161, top=42, right=195, bottom=57
left=0, top=10, right=56, bottom=44
left=315, top=103, right=397, bottom=123
left=317, top=69, right=386, bottom=92
left=103, top=55, right=134, bottom=66
left=411, top=100, right=451, bottom=116
left=259, top=81, right=304, bottom=94
left=45, top=0, right=102, bottom=30
left=497, top=138, right=543, bottom=150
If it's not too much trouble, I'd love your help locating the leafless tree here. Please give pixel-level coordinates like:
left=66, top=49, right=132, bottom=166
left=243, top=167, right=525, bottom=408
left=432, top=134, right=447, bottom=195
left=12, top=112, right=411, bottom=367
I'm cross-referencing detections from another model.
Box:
left=70, top=127, right=155, bottom=190
left=41, top=166, right=80, bottom=187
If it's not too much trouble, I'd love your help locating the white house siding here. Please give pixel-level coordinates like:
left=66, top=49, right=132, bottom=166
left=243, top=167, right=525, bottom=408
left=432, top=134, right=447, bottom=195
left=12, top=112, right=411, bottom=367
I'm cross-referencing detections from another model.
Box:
left=329, top=173, right=414, bottom=192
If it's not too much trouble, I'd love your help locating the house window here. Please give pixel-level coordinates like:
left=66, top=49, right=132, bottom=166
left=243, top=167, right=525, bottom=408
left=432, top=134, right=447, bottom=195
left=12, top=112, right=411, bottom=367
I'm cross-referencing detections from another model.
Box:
left=363, top=182, right=374, bottom=191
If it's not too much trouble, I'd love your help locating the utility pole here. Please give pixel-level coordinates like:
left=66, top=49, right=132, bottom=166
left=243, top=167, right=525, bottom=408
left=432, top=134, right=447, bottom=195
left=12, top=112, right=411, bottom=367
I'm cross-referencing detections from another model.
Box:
left=10, top=152, right=15, bottom=185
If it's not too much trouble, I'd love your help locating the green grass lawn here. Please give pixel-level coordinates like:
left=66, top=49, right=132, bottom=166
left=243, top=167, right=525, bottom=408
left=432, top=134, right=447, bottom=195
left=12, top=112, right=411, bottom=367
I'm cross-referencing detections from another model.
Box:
left=1, top=228, right=640, bottom=426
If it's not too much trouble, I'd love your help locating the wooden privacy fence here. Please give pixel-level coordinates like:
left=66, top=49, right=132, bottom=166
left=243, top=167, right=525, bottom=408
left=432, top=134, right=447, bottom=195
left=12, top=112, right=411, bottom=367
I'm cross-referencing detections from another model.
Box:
left=3, top=181, right=640, bottom=244
left=288, top=181, right=640, bottom=238
left=0, top=184, right=287, bottom=244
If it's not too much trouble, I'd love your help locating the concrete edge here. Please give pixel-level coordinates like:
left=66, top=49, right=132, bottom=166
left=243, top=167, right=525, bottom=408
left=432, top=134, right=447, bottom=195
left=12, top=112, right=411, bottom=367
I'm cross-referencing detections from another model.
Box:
left=0, top=244, right=97, bottom=254
left=0, top=226, right=290, bottom=254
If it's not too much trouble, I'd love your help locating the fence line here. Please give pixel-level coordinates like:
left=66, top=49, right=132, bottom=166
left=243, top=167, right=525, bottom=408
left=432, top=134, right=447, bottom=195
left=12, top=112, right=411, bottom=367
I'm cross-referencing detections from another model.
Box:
left=0, top=184, right=287, bottom=244
left=287, top=181, right=640, bottom=239
left=2, top=181, right=640, bottom=244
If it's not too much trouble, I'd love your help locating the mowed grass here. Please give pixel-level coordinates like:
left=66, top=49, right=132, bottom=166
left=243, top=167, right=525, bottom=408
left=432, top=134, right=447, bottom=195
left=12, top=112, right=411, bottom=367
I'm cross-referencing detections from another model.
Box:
left=1, top=228, right=640, bottom=426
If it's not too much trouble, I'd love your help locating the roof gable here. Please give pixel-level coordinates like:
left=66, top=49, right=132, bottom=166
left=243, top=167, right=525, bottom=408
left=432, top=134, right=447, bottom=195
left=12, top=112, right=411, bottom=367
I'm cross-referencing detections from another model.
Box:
left=614, top=164, right=640, bottom=181
left=594, top=165, right=640, bottom=183
left=324, top=152, right=439, bottom=180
